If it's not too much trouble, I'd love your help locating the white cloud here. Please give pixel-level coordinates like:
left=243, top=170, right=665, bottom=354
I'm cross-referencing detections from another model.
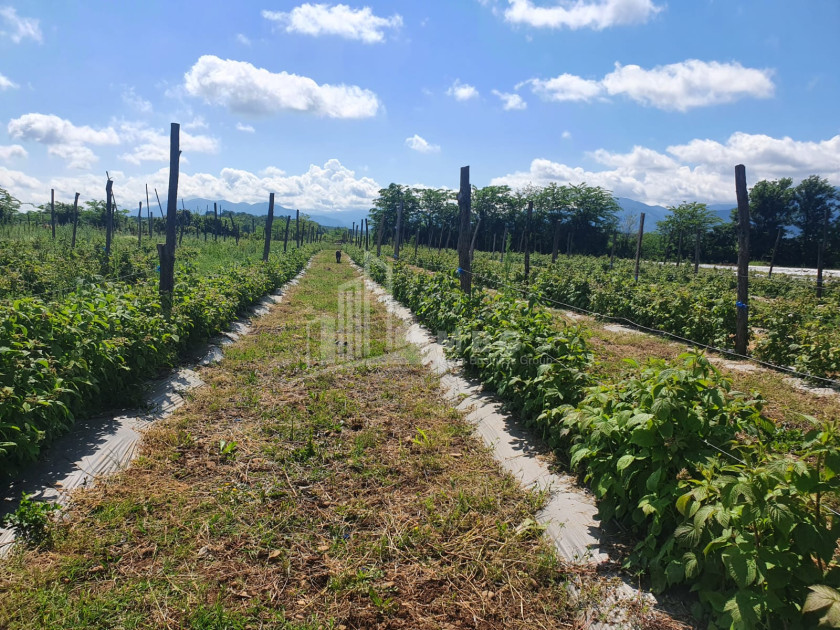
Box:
left=0, top=144, right=26, bottom=161
left=0, top=71, right=17, bottom=90
left=601, top=60, right=774, bottom=111
left=561, top=130, right=572, bottom=139
left=262, top=4, right=402, bottom=44
left=184, top=55, right=380, bottom=119
left=121, top=86, right=153, bottom=113
left=236, top=33, right=252, bottom=46
left=8, top=113, right=120, bottom=145
left=0, top=6, right=42, bottom=43
left=236, top=122, right=255, bottom=133
left=405, top=134, right=440, bottom=154
left=490, top=132, right=840, bottom=206
left=117, top=121, right=219, bottom=165
left=47, top=144, right=99, bottom=170
left=523, top=73, right=603, bottom=102
left=2, top=159, right=380, bottom=212
left=447, top=79, right=479, bottom=101
left=183, top=116, right=209, bottom=130
left=491, top=89, right=527, bottom=110
left=503, top=0, right=662, bottom=30
left=523, top=59, right=774, bottom=111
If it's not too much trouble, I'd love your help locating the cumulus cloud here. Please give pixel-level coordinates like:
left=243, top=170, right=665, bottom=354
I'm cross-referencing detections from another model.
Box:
left=121, top=86, right=153, bottom=113
left=523, top=59, right=774, bottom=111
left=491, top=89, right=527, bottom=110
left=2, top=159, right=381, bottom=212
left=490, top=132, right=840, bottom=206
left=405, top=134, right=440, bottom=154
left=0, top=144, right=26, bottom=161
left=236, top=33, right=252, bottom=46
left=0, top=6, right=42, bottom=43
left=47, top=144, right=99, bottom=170
left=503, top=0, right=662, bottom=30
left=117, top=121, right=219, bottom=165
left=236, top=122, right=255, bottom=133
left=184, top=55, right=380, bottom=119
left=8, top=113, right=120, bottom=145
left=446, top=79, right=479, bottom=101
left=0, top=71, right=16, bottom=89
left=262, top=4, right=402, bottom=43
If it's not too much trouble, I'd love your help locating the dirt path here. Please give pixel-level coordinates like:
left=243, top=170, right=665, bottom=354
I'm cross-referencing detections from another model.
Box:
left=1, top=250, right=688, bottom=629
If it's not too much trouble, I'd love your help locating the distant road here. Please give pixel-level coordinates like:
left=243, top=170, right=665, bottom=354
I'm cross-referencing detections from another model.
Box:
left=697, top=263, right=840, bottom=279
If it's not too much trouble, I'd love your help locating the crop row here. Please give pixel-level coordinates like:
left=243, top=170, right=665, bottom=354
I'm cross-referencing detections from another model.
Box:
left=349, top=246, right=840, bottom=629
left=403, top=246, right=840, bottom=382
left=0, top=247, right=312, bottom=476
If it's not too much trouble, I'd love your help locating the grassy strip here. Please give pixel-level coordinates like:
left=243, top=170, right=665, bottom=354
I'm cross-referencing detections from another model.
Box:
left=0, top=247, right=312, bottom=475
left=349, top=248, right=840, bottom=629
left=0, top=249, right=666, bottom=629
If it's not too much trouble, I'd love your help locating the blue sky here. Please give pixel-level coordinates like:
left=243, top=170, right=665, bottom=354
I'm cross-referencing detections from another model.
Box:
left=1, top=0, right=838, bottom=214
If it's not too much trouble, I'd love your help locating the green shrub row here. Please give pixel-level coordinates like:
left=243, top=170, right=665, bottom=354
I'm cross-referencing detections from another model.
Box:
left=0, top=248, right=311, bottom=475
left=351, top=247, right=840, bottom=629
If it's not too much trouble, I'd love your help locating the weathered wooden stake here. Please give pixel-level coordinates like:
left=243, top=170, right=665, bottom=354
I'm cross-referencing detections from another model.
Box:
left=138, top=202, right=143, bottom=246
left=71, top=192, right=80, bottom=249
left=551, top=219, right=561, bottom=263
left=768, top=228, right=782, bottom=278
left=634, top=213, right=645, bottom=282
left=524, top=201, right=533, bottom=285
left=157, top=123, right=180, bottom=315
left=213, top=203, right=218, bottom=241
left=456, top=166, right=472, bottom=294
left=295, top=209, right=300, bottom=248
left=393, top=198, right=404, bottom=260
left=50, top=189, right=56, bottom=239
left=105, top=178, right=114, bottom=260
left=610, top=228, right=617, bottom=269
left=414, top=228, right=420, bottom=259
left=817, top=204, right=830, bottom=299
left=491, top=232, right=497, bottom=257
left=469, top=215, right=481, bottom=262
left=500, top=226, right=508, bottom=262
left=735, top=164, right=750, bottom=355
left=283, top=215, right=291, bottom=252
left=365, top=218, right=369, bottom=250
left=694, top=229, right=701, bottom=274
left=146, top=185, right=152, bottom=237
left=154, top=188, right=165, bottom=219
left=376, top=219, right=384, bottom=256
left=263, top=193, right=275, bottom=262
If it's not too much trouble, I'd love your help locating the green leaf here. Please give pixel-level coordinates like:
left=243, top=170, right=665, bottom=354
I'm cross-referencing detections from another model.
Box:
left=646, top=468, right=663, bottom=492
left=682, top=551, right=700, bottom=579
left=630, top=427, right=659, bottom=447
left=616, top=454, right=636, bottom=473
left=722, top=551, right=757, bottom=588
left=804, top=585, right=840, bottom=627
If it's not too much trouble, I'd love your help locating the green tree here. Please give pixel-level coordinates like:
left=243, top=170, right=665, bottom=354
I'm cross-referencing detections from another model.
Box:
left=0, top=187, right=20, bottom=223
left=657, top=201, right=721, bottom=262
left=793, top=175, right=838, bottom=266
left=749, top=178, right=794, bottom=261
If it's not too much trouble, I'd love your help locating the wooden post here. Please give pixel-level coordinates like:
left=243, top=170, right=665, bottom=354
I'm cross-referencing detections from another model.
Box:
left=693, top=229, right=701, bottom=275
left=158, top=123, right=180, bottom=314
left=610, top=228, right=617, bottom=268
left=50, top=189, right=55, bottom=239
left=524, top=201, right=533, bottom=285
left=138, top=202, right=143, bottom=246
left=71, top=192, right=80, bottom=249
left=634, top=213, right=645, bottom=282
left=146, top=185, right=152, bottom=237
left=457, top=166, right=472, bottom=294
left=105, top=178, right=114, bottom=260
left=469, top=215, right=481, bottom=262
left=263, top=193, right=275, bottom=262
left=768, top=228, right=782, bottom=278
left=393, top=198, right=404, bottom=260
left=500, top=226, right=508, bottom=262
left=376, top=218, right=384, bottom=256
left=551, top=219, right=561, bottom=263
left=295, top=209, right=300, bottom=248
left=365, top=218, right=369, bottom=250
left=817, top=204, right=830, bottom=299
left=154, top=188, right=165, bottom=219
left=491, top=232, right=497, bottom=258
left=735, top=164, right=750, bottom=355
left=566, top=231, right=572, bottom=256
left=283, top=215, right=291, bottom=252
left=676, top=231, right=683, bottom=267
left=213, top=203, right=218, bottom=241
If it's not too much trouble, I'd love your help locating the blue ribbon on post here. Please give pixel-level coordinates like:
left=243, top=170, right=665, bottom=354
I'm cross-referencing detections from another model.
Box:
left=456, top=267, right=463, bottom=276
left=736, top=300, right=748, bottom=310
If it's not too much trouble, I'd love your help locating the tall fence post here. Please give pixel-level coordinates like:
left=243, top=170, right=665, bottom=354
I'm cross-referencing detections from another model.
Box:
left=693, top=229, right=701, bottom=274
left=71, top=192, right=80, bottom=249
left=365, top=218, right=369, bottom=250
left=138, top=202, right=143, bottom=246
left=633, top=212, right=645, bottom=282
left=263, top=193, right=275, bottom=262
left=158, top=123, right=180, bottom=315
left=146, top=184, right=152, bottom=237
left=393, top=197, right=404, bottom=260
left=469, top=215, right=481, bottom=263
left=283, top=215, right=291, bottom=252
left=500, top=226, right=508, bottom=262
left=104, top=178, right=114, bottom=261
left=551, top=218, right=561, bottom=263
left=50, top=188, right=56, bottom=239
left=457, top=166, right=472, bottom=294
left=735, top=164, right=750, bottom=356
left=817, top=205, right=830, bottom=299
left=524, top=201, right=533, bottom=285
left=768, top=228, right=782, bottom=278
left=213, top=202, right=218, bottom=241
left=295, top=209, right=300, bottom=248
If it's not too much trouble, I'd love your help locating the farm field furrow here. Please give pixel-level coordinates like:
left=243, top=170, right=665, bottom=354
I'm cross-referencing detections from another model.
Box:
left=1, top=250, right=672, bottom=629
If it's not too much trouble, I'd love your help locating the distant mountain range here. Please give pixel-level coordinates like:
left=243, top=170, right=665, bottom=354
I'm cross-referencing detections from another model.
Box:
left=172, top=196, right=739, bottom=232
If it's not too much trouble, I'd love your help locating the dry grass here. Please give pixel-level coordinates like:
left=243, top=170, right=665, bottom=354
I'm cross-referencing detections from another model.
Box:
left=0, top=251, right=691, bottom=629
